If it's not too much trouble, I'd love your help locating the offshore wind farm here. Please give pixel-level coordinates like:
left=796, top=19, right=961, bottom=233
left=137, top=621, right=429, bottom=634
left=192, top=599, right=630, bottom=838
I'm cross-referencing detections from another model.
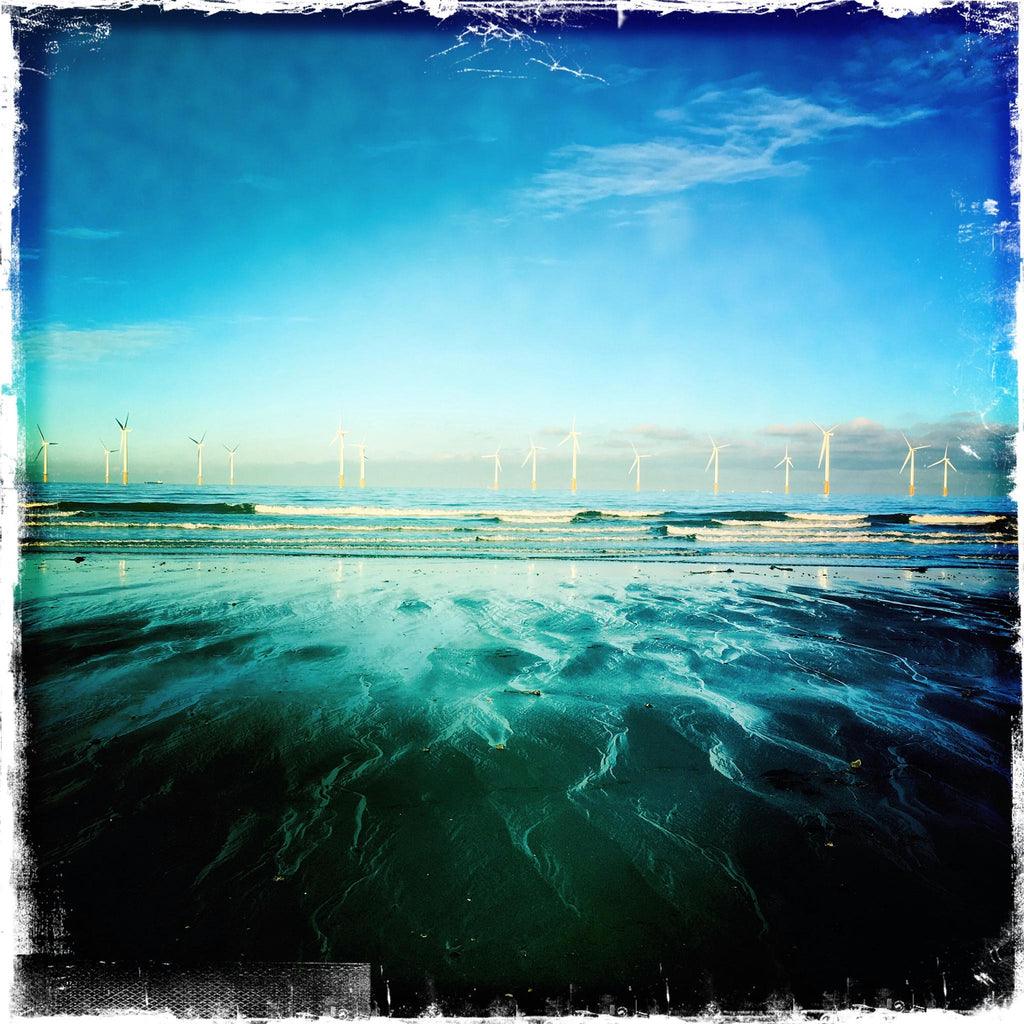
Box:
left=10, top=5, right=1018, bottom=1019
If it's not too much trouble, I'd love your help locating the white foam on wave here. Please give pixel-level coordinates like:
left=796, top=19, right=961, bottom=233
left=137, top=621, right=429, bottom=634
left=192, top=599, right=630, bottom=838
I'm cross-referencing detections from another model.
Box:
left=23, top=518, right=650, bottom=538
left=253, top=504, right=664, bottom=523
left=786, top=513, right=869, bottom=522
left=909, top=514, right=1005, bottom=525
left=715, top=518, right=869, bottom=529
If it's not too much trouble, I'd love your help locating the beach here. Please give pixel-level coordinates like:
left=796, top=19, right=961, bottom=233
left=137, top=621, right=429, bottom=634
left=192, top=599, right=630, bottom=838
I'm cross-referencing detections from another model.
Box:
left=16, top=521, right=1018, bottom=1012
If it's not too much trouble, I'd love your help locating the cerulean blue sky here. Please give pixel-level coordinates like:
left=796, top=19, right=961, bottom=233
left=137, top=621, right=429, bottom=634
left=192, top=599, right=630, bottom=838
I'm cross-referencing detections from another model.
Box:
left=14, top=8, right=1018, bottom=491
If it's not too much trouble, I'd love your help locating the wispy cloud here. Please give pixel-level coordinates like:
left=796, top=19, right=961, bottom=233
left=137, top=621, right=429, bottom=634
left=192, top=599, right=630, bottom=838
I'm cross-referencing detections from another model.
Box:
left=524, top=86, right=933, bottom=213
left=46, top=226, right=122, bottom=240
left=624, top=423, right=694, bottom=441
left=19, top=322, right=179, bottom=362
left=237, top=174, right=281, bottom=192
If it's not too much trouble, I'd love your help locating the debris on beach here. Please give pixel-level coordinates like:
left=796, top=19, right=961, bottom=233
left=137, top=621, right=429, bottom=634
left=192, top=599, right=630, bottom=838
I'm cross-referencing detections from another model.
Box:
left=494, top=743, right=506, bottom=750
left=69, top=556, right=85, bottom=563
left=504, top=688, right=541, bottom=696
left=849, top=759, right=862, bottom=769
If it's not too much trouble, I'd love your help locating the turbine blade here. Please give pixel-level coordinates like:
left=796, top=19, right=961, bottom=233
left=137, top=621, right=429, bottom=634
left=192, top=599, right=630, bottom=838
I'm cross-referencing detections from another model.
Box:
left=927, top=459, right=941, bottom=468
left=33, top=446, right=42, bottom=461
left=115, top=418, right=124, bottom=430
left=189, top=436, right=198, bottom=444
left=558, top=434, right=570, bottom=446
left=899, top=451, right=911, bottom=473
left=521, top=452, right=531, bottom=468
left=817, top=436, right=826, bottom=467
left=123, top=414, right=129, bottom=428
left=828, top=423, right=839, bottom=433
left=811, top=421, right=823, bottom=434
left=200, top=432, right=207, bottom=443
left=629, top=457, right=638, bottom=473
left=37, top=425, right=45, bottom=441
left=719, top=444, right=731, bottom=450
left=902, top=433, right=911, bottom=449
left=774, top=458, right=785, bottom=468
left=949, top=462, right=957, bottom=472
left=705, top=452, right=715, bottom=472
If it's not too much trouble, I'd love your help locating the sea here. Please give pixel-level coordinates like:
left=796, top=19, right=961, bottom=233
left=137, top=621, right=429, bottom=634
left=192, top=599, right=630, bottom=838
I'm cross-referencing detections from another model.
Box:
left=20, top=483, right=1018, bottom=565
left=14, top=484, right=1020, bottom=1013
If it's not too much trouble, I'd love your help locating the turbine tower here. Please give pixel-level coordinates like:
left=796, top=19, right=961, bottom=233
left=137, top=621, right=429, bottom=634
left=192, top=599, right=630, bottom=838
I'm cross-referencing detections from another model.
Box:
left=224, top=444, right=239, bottom=486
left=483, top=450, right=502, bottom=490
left=628, top=443, right=651, bottom=492
left=928, top=446, right=957, bottom=497
left=900, top=434, right=930, bottom=496
left=775, top=446, right=794, bottom=495
left=35, top=426, right=57, bottom=483
left=705, top=437, right=730, bottom=494
left=559, top=416, right=581, bottom=492
left=101, top=440, right=118, bottom=484
left=522, top=438, right=545, bottom=491
left=189, top=432, right=207, bottom=486
left=331, top=417, right=348, bottom=488
left=357, top=441, right=367, bottom=487
left=115, top=413, right=131, bottom=485
left=813, top=422, right=838, bottom=495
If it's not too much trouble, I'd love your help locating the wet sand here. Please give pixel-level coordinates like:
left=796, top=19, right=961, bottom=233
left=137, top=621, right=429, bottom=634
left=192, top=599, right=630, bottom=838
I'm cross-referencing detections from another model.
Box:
left=16, top=554, right=1019, bottom=1012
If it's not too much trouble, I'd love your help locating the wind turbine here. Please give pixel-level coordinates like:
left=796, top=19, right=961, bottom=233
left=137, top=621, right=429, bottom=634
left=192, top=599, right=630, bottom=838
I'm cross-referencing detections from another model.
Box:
left=101, top=440, right=118, bottom=484
left=628, top=443, right=651, bottom=492
left=521, top=437, right=545, bottom=491
left=357, top=441, right=367, bottom=487
left=483, top=450, right=502, bottom=490
left=928, top=446, right=957, bottom=497
left=115, top=413, right=131, bottom=485
left=899, top=434, right=930, bottom=496
left=331, top=417, right=348, bottom=488
left=189, top=432, right=207, bottom=486
left=775, top=446, right=794, bottom=495
left=559, top=416, right=581, bottom=492
left=35, top=426, right=57, bottom=483
left=224, top=444, right=239, bottom=486
left=812, top=422, right=839, bottom=495
left=705, top=437, right=730, bottom=494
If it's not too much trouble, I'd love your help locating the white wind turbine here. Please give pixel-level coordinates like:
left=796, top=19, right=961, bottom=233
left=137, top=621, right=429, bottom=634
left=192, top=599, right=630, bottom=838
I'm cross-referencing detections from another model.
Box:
left=357, top=441, right=367, bottom=487
left=900, top=434, right=930, bottom=496
left=628, top=443, right=651, bottom=492
left=775, top=446, right=794, bottom=495
left=559, top=416, right=581, bottom=492
left=522, top=438, right=545, bottom=491
left=189, top=432, right=207, bottom=486
left=483, top=449, right=502, bottom=490
left=35, top=426, right=57, bottom=483
left=705, top=437, right=730, bottom=494
left=331, top=417, right=348, bottom=488
left=224, top=444, right=239, bottom=486
left=115, top=413, right=131, bottom=485
left=812, top=421, right=839, bottom=495
left=928, top=445, right=957, bottom=497
left=101, top=440, right=118, bottom=484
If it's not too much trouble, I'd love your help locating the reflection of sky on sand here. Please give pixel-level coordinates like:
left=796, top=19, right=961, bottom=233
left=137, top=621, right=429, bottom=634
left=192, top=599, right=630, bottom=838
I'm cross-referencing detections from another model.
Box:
left=17, top=553, right=1017, bottom=1011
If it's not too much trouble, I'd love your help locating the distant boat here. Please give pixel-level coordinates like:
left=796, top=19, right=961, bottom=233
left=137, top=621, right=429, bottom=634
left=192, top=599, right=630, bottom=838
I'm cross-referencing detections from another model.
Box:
left=143, top=480, right=164, bottom=484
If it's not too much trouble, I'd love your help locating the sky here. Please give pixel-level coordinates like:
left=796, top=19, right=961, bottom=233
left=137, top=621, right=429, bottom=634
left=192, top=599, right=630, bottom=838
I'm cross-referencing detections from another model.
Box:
left=11, top=7, right=1019, bottom=493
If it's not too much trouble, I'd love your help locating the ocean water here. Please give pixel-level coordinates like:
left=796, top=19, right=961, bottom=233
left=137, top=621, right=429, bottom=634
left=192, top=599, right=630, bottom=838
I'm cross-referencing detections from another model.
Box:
left=15, top=485, right=1019, bottom=1012
left=21, top=483, right=1017, bottom=566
